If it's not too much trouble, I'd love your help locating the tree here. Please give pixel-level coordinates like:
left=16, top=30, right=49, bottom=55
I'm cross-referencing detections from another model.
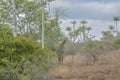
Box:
left=46, top=7, right=68, bottom=50
left=86, top=26, right=92, bottom=40
left=71, top=21, right=76, bottom=31
left=0, top=25, right=56, bottom=80
left=66, top=26, right=71, bottom=32
left=66, top=26, right=72, bottom=40
left=0, top=0, right=66, bottom=49
left=80, top=20, right=88, bottom=42
left=113, top=38, right=120, bottom=49
left=54, top=7, right=68, bottom=22
left=102, top=25, right=115, bottom=40
left=12, top=0, right=17, bottom=37
left=71, top=21, right=76, bottom=42
left=113, top=16, right=120, bottom=35
left=83, top=40, right=104, bottom=65
left=101, top=25, right=115, bottom=51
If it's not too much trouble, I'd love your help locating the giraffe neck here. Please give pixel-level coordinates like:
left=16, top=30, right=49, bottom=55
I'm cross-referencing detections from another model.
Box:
left=58, top=39, right=67, bottom=51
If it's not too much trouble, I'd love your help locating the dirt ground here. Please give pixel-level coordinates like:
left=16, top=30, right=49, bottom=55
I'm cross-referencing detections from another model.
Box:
left=50, top=50, right=120, bottom=80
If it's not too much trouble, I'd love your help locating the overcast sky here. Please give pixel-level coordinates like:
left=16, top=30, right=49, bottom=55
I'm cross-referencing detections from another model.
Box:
left=50, top=0, right=120, bottom=39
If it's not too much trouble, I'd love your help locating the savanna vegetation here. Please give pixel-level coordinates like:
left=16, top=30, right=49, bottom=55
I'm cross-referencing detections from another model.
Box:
left=0, top=0, right=63, bottom=79
left=0, top=0, right=120, bottom=80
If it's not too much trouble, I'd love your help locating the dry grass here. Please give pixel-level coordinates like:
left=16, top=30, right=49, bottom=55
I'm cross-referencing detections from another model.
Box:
left=50, top=50, right=120, bottom=80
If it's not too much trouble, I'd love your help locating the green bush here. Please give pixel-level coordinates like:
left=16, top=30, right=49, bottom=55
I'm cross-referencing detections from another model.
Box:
left=113, top=38, right=120, bottom=49
left=83, top=40, right=104, bottom=64
left=0, top=25, right=55, bottom=80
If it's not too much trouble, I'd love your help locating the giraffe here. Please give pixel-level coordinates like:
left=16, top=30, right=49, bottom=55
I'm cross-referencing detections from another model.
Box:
left=57, top=38, right=67, bottom=64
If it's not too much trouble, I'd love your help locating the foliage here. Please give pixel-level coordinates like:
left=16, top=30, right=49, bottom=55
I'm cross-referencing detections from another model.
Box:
left=83, top=40, right=104, bottom=64
left=66, top=20, right=94, bottom=43
left=0, top=0, right=62, bottom=45
left=113, top=38, right=120, bottom=49
left=0, top=0, right=120, bottom=79
left=0, top=25, right=55, bottom=80
left=101, top=25, right=116, bottom=51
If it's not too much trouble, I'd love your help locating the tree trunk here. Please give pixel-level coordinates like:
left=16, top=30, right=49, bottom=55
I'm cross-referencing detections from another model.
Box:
left=42, top=8, right=45, bottom=49
left=12, top=0, right=17, bottom=37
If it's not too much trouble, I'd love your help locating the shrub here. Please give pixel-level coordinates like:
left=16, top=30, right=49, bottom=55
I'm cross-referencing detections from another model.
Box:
left=113, top=38, right=120, bottom=49
left=0, top=25, right=55, bottom=80
left=83, top=40, right=104, bottom=65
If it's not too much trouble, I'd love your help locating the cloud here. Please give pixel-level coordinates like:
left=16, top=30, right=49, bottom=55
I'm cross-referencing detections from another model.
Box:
left=51, top=0, right=120, bottom=20
left=50, top=0, right=120, bottom=39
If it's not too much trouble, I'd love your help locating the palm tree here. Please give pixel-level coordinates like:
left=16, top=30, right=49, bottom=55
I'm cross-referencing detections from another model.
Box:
left=102, top=31, right=108, bottom=36
left=71, top=21, right=76, bottom=31
left=109, top=25, right=114, bottom=30
left=66, top=26, right=71, bottom=32
left=73, top=29, right=80, bottom=42
left=108, top=25, right=115, bottom=35
left=80, top=20, right=88, bottom=42
left=77, top=27, right=83, bottom=41
left=71, top=21, right=76, bottom=42
left=66, top=26, right=72, bottom=40
left=86, top=26, right=92, bottom=39
left=80, top=20, right=88, bottom=25
left=113, top=16, right=120, bottom=35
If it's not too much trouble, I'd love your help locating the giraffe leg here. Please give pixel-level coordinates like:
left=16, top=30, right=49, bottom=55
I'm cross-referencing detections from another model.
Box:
left=58, top=57, right=60, bottom=64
